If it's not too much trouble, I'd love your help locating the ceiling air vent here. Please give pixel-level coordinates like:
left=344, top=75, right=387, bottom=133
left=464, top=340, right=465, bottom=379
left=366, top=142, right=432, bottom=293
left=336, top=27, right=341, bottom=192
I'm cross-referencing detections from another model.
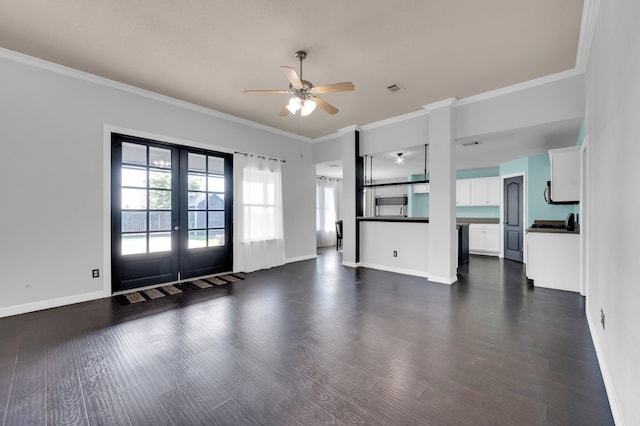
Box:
left=462, top=141, right=481, bottom=147
left=386, top=83, right=405, bottom=93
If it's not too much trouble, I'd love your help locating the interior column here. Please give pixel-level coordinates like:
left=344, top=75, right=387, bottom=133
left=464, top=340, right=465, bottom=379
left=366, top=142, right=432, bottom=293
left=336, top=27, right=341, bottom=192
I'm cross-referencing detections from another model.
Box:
left=425, top=98, right=458, bottom=284
left=340, top=125, right=360, bottom=267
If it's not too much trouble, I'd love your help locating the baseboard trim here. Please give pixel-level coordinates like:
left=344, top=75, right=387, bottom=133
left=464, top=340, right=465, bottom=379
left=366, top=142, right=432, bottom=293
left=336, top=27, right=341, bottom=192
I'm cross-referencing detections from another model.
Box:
left=0, top=290, right=106, bottom=319
left=428, top=274, right=458, bottom=285
left=357, top=262, right=428, bottom=278
left=285, top=254, right=317, bottom=264
left=586, top=308, right=624, bottom=425
left=342, top=261, right=358, bottom=268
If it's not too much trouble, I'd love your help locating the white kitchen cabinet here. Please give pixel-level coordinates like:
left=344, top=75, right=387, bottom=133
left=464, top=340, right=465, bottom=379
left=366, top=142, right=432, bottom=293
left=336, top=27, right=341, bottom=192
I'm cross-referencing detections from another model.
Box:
left=412, top=183, right=429, bottom=194
left=457, top=177, right=500, bottom=206
left=471, top=177, right=500, bottom=206
left=549, top=146, right=580, bottom=202
left=469, top=224, right=500, bottom=255
left=456, top=179, right=471, bottom=205
left=526, top=231, right=579, bottom=292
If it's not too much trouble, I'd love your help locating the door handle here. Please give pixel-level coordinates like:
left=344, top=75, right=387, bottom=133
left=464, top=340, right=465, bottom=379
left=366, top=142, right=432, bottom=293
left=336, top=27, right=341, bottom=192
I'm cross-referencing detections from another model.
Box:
left=174, top=226, right=179, bottom=230
left=504, top=221, right=508, bottom=225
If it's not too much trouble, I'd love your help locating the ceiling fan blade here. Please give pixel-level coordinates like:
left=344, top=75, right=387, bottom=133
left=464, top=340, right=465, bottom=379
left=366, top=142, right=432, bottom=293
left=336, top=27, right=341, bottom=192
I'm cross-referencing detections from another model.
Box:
left=313, top=97, right=339, bottom=115
left=281, top=66, right=303, bottom=89
left=243, top=89, right=290, bottom=94
left=278, top=106, right=290, bottom=117
left=313, top=82, right=355, bottom=94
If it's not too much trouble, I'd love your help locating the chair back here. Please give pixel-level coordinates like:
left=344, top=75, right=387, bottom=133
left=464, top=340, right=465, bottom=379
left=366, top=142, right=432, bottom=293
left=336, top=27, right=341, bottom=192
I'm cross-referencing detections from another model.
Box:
left=335, top=220, right=343, bottom=238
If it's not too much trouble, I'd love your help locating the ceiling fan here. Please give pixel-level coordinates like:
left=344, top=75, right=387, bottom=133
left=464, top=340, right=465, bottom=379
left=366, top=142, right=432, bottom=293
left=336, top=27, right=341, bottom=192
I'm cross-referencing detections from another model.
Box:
left=243, top=50, right=355, bottom=117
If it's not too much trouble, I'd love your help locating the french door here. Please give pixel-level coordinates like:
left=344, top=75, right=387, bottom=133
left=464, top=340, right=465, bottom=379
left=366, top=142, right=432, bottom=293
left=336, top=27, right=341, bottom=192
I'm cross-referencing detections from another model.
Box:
left=111, top=134, right=232, bottom=292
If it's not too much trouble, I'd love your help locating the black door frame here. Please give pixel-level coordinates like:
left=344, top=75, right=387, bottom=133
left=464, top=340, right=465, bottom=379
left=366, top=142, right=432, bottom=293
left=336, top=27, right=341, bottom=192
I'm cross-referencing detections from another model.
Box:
left=110, top=133, right=233, bottom=293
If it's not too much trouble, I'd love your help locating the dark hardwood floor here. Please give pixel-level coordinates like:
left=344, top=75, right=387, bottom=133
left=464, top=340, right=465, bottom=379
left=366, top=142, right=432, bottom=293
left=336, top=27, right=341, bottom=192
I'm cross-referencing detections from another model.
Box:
left=0, top=251, right=613, bottom=425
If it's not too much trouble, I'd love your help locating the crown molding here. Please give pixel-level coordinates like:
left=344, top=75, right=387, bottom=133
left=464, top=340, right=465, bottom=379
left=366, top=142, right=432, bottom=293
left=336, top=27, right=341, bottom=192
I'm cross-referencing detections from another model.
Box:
left=312, top=132, right=343, bottom=143
left=359, top=109, right=429, bottom=131
left=423, top=97, right=459, bottom=112
left=0, top=47, right=312, bottom=143
left=575, top=0, right=601, bottom=71
left=456, top=68, right=583, bottom=107
left=337, top=125, right=361, bottom=134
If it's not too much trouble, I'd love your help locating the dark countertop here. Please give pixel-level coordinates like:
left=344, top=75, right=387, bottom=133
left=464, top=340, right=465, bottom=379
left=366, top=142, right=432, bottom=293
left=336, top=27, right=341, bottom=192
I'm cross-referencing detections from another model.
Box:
left=526, top=228, right=580, bottom=235
left=357, top=217, right=429, bottom=223
left=357, top=216, right=500, bottom=225
left=455, top=217, right=500, bottom=224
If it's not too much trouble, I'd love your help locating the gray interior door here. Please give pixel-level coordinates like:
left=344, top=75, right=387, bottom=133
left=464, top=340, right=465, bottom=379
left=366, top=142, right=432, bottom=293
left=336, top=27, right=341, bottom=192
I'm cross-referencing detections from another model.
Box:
left=504, top=176, right=524, bottom=262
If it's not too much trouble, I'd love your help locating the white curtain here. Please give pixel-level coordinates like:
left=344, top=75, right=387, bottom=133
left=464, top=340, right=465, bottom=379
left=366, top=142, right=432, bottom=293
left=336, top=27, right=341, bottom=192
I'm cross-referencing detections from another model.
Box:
left=233, top=153, right=285, bottom=272
left=316, top=177, right=343, bottom=248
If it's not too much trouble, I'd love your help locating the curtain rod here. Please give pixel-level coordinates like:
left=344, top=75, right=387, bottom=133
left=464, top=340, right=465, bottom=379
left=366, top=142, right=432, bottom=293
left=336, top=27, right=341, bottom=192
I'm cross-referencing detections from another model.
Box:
left=234, top=151, right=286, bottom=163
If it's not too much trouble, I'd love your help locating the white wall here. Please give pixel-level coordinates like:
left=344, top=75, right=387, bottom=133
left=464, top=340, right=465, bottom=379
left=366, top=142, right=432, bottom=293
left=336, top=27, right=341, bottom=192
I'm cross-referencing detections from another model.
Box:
left=585, top=1, right=640, bottom=423
left=312, top=135, right=342, bottom=164
left=456, top=72, right=585, bottom=139
left=359, top=221, right=429, bottom=277
left=0, top=51, right=316, bottom=315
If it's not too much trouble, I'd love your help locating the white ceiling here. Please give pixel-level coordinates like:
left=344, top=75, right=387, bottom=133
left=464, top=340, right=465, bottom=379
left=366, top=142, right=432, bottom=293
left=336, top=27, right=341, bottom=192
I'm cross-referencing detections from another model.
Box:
left=0, top=0, right=583, bottom=140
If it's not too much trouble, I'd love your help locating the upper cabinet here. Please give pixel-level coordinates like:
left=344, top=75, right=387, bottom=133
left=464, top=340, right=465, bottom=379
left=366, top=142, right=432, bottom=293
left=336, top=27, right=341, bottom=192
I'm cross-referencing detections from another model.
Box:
left=456, top=179, right=472, bottom=205
left=457, top=176, right=500, bottom=206
left=471, top=176, right=501, bottom=206
left=549, top=146, right=580, bottom=203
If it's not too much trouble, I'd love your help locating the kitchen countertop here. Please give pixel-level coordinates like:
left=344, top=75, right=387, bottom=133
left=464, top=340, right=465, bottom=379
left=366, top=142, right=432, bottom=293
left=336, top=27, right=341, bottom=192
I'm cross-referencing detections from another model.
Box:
left=526, top=227, right=580, bottom=234
left=357, top=217, right=500, bottom=224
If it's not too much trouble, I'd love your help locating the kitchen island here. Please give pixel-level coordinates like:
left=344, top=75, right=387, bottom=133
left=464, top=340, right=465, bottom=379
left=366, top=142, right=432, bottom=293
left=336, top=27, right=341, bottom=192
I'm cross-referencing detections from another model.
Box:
left=357, top=217, right=487, bottom=278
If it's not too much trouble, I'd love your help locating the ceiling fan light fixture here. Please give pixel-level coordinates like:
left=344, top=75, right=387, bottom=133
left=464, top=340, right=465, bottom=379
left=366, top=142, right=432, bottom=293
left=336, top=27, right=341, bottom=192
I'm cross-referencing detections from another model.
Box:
left=301, top=99, right=317, bottom=116
left=395, top=152, right=404, bottom=165
left=286, top=97, right=301, bottom=114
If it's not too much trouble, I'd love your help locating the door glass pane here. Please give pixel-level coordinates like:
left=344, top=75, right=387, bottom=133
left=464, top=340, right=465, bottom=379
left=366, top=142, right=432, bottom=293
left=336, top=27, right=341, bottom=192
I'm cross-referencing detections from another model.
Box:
left=122, top=233, right=146, bottom=255
left=188, top=153, right=206, bottom=172
left=149, top=232, right=171, bottom=252
left=189, top=192, right=206, bottom=209
left=188, top=211, right=206, bottom=229
left=149, top=170, right=171, bottom=189
left=149, top=211, right=171, bottom=231
left=207, top=176, right=224, bottom=193
left=188, top=173, right=206, bottom=191
left=122, top=143, right=146, bottom=166
left=208, top=229, right=224, bottom=247
left=188, top=230, right=207, bottom=248
left=122, top=212, right=147, bottom=232
left=149, top=147, right=171, bottom=169
left=208, top=193, right=224, bottom=209
left=122, top=166, right=147, bottom=187
left=208, top=211, right=224, bottom=228
left=149, top=190, right=171, bottom=209
left=208, top=156, right=224, bottom=174
left=122, top=188, right=147, bottom=209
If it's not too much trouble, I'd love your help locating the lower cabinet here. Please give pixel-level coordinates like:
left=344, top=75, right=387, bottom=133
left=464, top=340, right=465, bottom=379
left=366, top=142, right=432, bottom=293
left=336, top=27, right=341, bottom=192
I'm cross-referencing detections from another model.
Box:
left=526, top=231, right=579, bottom=292
left=469, top=224, right=500, bottom=255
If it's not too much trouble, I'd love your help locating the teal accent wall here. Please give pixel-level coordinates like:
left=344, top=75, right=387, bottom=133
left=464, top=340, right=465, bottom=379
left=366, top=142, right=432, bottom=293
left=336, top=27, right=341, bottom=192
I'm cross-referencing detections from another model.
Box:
left=576, top=119, right=586, bottom=146
left=526, top=154, right=577, bottom=227
left=407, top=153, right=579, bottom=224
left=456, top=167, right=500, bottom=179
left=500, top=157, right=528, bottom=176
left=407, top=168, right=501, bottom=218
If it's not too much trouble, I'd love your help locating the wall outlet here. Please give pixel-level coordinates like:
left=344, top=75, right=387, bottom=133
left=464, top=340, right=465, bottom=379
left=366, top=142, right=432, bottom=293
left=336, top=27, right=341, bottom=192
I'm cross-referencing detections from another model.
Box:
left=393, top=250, right=398, bottom=257
left=92, top=269, right=100, bottom=278
left=600, top=309, right=605, bottom=330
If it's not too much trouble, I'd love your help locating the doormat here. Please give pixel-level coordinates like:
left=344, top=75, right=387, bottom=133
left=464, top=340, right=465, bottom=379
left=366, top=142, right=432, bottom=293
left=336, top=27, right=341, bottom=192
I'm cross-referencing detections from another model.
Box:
left=113, top=274, right=246, bottom=306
